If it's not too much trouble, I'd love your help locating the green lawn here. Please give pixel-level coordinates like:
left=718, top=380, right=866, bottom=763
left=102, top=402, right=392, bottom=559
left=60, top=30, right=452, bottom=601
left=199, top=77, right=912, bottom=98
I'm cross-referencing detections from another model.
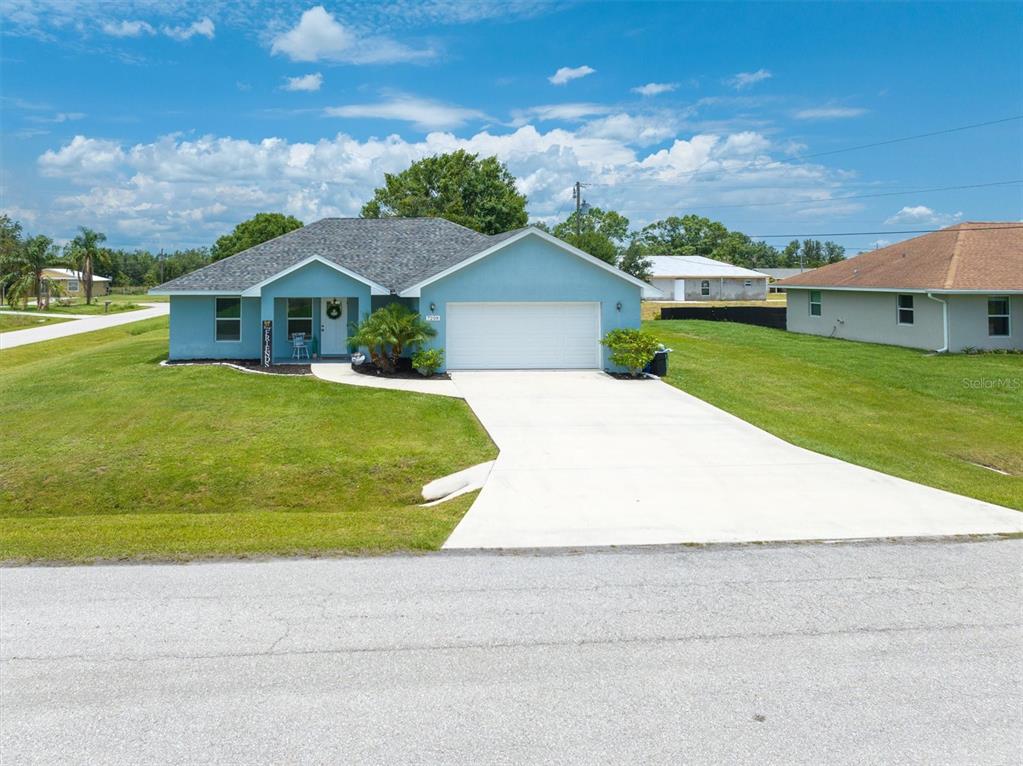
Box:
left=2, top=298, right=146, bottom=315
left=649, top=320, right=1023, bottom=511
left=0, top=313, right=73, bottom=331
left=0, top=318, right=497, bottom=563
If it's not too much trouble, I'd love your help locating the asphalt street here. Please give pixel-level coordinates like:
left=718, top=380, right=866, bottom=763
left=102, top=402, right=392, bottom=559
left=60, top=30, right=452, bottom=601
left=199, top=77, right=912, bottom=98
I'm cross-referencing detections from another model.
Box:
left=2, top=540, right=1021, bottom=765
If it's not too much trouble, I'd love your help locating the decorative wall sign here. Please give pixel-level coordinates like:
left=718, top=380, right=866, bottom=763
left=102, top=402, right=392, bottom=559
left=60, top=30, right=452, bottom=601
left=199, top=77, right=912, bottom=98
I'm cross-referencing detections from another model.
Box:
left=262, top=320, right=272, bottom=367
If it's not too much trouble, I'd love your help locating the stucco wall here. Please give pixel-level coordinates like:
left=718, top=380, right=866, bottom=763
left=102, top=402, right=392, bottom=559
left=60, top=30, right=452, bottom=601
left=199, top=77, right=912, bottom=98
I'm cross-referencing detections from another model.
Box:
left=645, top=277, right=767, bottom=301
left=785, top=288, right=945, bottom=350
left=419, top=234, right=642, bottom=370
left=947, top=294, right=1021, bottom=351
left=168, top=295, right=262, bottom=360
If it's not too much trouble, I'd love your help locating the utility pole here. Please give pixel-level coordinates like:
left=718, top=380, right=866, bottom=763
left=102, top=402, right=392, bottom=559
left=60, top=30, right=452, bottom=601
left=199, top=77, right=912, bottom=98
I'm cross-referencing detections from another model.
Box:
left=572, top=181, right=589, bottom=237
left=159, top=248, right=165, bottom=284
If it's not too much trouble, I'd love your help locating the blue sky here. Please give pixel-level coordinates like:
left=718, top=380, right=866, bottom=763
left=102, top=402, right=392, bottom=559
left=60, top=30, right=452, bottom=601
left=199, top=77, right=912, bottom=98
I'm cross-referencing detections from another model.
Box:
left=2, top=1, right=1021, bottom=253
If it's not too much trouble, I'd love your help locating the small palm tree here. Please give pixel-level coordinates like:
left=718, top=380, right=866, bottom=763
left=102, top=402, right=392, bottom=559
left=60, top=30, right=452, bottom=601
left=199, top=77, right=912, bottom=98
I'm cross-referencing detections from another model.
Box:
left=1, top=235, right=64, bottom=309
left=349, top=304, right=437, bottom=373
left=66, top=227, right=108, bottom=305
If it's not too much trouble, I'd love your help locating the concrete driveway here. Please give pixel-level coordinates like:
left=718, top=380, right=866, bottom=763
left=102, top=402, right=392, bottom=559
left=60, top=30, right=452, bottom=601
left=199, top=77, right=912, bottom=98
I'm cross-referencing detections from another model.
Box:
left=444, top=371, right=1023, bottom=548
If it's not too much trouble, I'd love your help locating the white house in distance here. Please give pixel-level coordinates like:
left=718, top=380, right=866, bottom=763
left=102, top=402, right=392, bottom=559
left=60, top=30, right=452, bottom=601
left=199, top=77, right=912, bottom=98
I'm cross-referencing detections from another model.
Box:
left=643, top=256, right=769, bottom=301
left=779, top=223, right=1022, bottom=352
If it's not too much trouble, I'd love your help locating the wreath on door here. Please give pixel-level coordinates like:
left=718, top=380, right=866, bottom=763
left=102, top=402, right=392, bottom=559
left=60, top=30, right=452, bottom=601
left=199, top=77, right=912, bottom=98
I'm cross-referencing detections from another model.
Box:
left=325, top=300, right=343, bottom=320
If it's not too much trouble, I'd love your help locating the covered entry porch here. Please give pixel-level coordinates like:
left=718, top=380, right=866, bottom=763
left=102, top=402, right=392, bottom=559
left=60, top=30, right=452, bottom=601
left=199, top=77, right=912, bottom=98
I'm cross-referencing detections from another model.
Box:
left=251, top=256, right=389, bottom=365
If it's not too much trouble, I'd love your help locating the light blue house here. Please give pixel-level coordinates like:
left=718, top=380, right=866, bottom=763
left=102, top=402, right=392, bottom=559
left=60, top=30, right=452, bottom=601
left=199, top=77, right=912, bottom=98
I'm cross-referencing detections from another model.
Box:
left=151, top=218, right=648, bottom=371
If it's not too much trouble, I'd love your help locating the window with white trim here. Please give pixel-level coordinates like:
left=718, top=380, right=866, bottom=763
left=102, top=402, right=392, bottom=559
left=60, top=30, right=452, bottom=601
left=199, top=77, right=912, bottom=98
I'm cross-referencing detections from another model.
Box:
left=215, top=297, right=241, bottom=342
left=809, top=290, right=822, bottom=317
left=988, top=297, right=1010, bottom=337
left=701, top=280, right=710, bottom=296
left=67, top=278, right=79, bottom=292
left=744, top=279, right=752, bottom=288
left=287, top=298, right=313, bottom=338
left=897, top=294, right=914, bottom=325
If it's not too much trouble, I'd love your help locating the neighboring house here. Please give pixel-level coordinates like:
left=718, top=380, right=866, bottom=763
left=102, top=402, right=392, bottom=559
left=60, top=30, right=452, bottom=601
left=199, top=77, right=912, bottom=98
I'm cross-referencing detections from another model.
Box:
left=151, top=218, right=649, bottom=371
left=779, top=223, right=1022, bottom=352
left=643, top=256, right=769, bottom=301
left=758, top=267, right=806, bottom=293
left=41, top=268, right=112, bottom=298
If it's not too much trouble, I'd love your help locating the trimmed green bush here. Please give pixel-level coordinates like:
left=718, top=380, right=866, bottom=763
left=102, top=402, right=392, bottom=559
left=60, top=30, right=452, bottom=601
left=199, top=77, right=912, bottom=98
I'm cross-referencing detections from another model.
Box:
left=602, top=328, right=660, bottom=376
left=412, top=348, right=445, bottom=377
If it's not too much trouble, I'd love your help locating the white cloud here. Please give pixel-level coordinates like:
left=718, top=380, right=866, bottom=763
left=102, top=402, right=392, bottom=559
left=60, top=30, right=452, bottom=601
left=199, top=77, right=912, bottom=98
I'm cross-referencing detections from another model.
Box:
left=884, top=206, right=963, bottom=226
left=325, top=96, right=486, bottom=130
left=511, top=103, right=613, bottom=125
left=548, top=65, right=596, bottom=85
left=27, top=111, right=85, bottom=124
left=31, top=121, right=850, bottom=248
left=794, top=107, right=868, bottom=120
left=283, top=73, right=323, bottom=92
left=632, top=82, right=677, bottom=97
left=162, top=17, right=214, bottom=41
left=271, top=6, right=434, bottom=64
left=100, top=20, right=155, bottom=38
left=728, top=69, right=772, bottom=90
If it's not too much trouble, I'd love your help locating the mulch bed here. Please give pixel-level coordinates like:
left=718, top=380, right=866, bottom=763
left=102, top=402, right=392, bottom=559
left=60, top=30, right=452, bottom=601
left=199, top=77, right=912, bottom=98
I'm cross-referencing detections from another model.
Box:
left=606, top=372, right=658, bottom=380
left=353, top=358, right=451, bottom=381
left=164, top=359, right=312, bottom=375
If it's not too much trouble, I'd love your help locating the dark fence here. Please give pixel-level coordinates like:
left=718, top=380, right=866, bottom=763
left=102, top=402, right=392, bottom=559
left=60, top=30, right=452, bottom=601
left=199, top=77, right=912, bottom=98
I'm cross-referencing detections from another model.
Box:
left=658, top=305, right=787, bottom=330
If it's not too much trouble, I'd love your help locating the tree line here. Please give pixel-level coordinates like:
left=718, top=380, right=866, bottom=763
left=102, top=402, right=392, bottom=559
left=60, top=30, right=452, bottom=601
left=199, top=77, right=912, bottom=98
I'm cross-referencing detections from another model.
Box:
left=1, top=149, right=845, bottom=305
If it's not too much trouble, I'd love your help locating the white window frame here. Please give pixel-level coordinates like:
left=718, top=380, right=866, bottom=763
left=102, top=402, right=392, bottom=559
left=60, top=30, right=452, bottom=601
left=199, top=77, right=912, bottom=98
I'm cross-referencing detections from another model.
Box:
left=67, top=278, right=79, bottom=292
left=988, top=296, right=1011, bottom=337
left=743, top=279, right=752, bottom=288
left=287, top=298, right=314, bottom=340
left=214, top=297, right=242, bottom=343
left=700, top=280, right=711, bottom=296
left=897, top=294, right=915, bottom=326
left=809, top=290, right=822, bottom=317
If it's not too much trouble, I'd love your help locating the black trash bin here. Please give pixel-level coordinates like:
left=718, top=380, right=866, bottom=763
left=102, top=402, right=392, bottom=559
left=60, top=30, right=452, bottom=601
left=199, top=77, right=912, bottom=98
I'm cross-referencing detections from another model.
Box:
left=650, top=347, right=669, bottom=377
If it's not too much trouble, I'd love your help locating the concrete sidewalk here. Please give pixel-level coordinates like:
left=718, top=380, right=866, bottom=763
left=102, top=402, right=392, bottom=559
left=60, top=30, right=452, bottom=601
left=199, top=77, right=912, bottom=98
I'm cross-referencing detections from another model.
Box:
left=311, top=362, right=463, bottom=397
left=444, top=370, right=1023, bottom=548
left=0, top=303, right=169, bottom=349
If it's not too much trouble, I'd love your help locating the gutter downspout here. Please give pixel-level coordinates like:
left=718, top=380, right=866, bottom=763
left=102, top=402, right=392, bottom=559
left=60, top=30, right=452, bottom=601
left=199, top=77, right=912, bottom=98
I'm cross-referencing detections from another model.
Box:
left=926, top=292, right=949, bottom=353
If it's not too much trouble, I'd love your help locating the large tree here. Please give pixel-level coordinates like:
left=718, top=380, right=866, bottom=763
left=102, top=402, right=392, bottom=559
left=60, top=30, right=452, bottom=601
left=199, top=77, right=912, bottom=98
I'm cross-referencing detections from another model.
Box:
left=361, top=150, right=528, bottom=235
left=210, top=213, right=303, bottom=262
left=66, top=227, right=109, bottom=304
left=552, top=207, right=631, bottom=265
left=640, top=214, right=730, bottom=256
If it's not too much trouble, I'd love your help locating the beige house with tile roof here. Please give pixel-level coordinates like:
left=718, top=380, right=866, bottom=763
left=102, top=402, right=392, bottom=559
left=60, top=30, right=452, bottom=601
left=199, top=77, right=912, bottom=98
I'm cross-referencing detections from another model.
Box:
left=779, top=223, right=1022, bottom=352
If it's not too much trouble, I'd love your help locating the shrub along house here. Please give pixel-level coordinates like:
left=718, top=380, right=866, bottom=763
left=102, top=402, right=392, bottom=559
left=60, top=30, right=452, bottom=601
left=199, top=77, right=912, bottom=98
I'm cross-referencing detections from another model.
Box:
left=151, top=218, right=649, bottom=371
left=642, top=256, right=769, bottom=301
left=779, top=223, right=1022, bottom=352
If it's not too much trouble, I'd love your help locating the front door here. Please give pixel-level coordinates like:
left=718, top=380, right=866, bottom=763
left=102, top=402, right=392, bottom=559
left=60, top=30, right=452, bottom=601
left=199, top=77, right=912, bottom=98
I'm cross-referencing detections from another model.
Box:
left=673, top=279, right=686, bottom=301
left=320, top=298, right=348, bottom=356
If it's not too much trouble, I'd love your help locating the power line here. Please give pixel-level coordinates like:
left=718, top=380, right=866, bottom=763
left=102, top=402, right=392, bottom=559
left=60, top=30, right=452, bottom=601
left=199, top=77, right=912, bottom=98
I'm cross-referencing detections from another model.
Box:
left=615, top=179, right=1023, bottom=214
left=748, top=224, right=1023, bottom=239
left=584, top=114, right=1023, bottom=189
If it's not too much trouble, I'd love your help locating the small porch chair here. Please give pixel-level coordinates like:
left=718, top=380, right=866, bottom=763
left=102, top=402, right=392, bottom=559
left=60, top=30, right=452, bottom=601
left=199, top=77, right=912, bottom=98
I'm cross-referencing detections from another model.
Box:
left=290, top=333, right=309, bottom=360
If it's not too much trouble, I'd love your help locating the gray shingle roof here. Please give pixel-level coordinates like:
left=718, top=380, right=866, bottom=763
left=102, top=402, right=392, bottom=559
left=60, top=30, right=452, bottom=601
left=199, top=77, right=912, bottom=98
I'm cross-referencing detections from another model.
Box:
left=154, top=217, right=501, bottom=294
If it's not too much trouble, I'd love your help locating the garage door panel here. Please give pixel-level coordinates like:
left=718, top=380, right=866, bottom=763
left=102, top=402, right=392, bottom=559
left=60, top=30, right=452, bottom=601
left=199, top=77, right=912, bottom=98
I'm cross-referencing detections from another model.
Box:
left=447, top=302, right=600, bottom=369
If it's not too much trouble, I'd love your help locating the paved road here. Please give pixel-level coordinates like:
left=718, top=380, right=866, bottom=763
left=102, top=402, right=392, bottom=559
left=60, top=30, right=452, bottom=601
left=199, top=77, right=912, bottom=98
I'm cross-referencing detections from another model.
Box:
left=2, top=540, right=1020, bottom=764
left=0, top=303, right=169, bottom=349
left=444, top=371, right=1023, bottom=548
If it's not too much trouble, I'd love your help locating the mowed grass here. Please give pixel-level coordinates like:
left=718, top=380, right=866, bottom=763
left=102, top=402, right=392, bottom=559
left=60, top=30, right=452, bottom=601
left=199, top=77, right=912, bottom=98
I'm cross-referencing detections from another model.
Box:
left=0, top=318, right=497, bottom=563
left=649, top=320, right=1023, bottom=511
left=0, top=313, right=73, bottom=331
left=3, top=298, right=145, bottom=315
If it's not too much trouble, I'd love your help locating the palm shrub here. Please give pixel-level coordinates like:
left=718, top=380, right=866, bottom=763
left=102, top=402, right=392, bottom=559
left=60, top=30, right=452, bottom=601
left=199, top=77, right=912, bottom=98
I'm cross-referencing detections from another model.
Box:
left=601, top=328, right=660, bottom=377
left=349, top=303, right=437, bottom=373
left=1, top=235, right=65, bottom=309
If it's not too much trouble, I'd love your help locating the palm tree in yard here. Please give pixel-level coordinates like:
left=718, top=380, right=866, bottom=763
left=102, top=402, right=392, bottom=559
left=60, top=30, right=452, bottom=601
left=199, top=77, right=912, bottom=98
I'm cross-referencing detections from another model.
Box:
left=349, top=303, right=437, bottom=373
left=67, top=227, right=108, bottom=305
left=1, top=235, right=64, bottom=309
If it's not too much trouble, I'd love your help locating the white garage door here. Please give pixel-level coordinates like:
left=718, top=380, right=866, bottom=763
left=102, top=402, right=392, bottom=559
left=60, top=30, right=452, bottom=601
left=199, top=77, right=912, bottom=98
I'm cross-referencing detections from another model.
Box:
left=446, top=302, right=601, bottom=369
